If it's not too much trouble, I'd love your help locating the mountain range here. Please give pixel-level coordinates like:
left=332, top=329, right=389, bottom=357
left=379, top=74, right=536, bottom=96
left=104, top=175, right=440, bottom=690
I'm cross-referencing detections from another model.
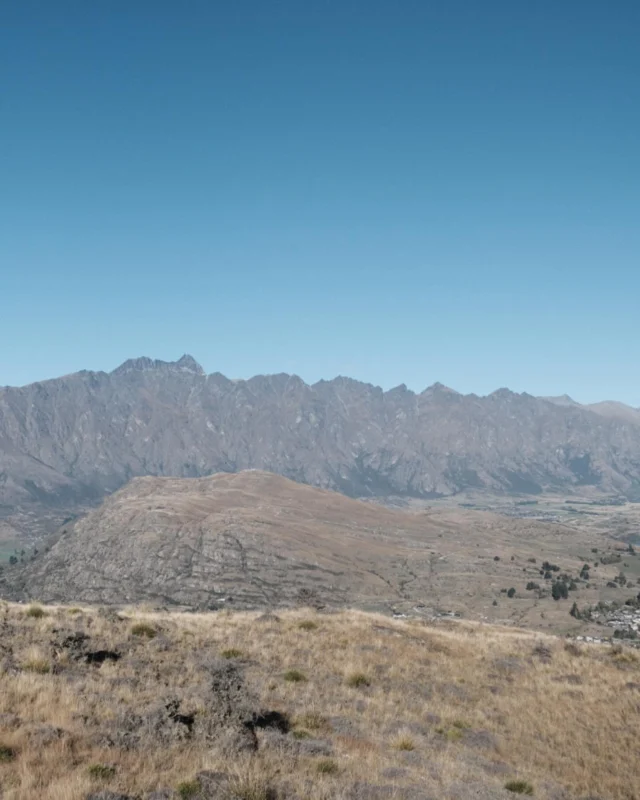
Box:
left=2, top=355, right=640, bottom=540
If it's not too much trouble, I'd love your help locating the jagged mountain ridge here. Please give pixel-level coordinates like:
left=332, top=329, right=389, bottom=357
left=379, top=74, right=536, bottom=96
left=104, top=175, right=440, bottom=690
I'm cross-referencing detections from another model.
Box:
left=2, top=355, right=640, bottom=537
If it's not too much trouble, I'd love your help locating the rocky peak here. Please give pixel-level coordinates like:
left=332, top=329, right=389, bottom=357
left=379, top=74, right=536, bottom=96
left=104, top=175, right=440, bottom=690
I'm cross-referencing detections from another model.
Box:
left=111, top=355, right=204, bottom=377
left=175, top=354, right=205, bottom=374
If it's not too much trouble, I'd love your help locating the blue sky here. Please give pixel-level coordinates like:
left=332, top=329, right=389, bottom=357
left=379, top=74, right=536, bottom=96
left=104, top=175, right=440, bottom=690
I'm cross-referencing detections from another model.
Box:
left=2, top=1, right=639, bottom=403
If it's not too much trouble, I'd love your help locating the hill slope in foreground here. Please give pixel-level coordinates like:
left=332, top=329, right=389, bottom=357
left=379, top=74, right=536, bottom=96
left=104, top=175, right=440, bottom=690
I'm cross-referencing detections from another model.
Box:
left=4, top=471, right=636, bottom=635
left=0, top=604, right=638, bottom=800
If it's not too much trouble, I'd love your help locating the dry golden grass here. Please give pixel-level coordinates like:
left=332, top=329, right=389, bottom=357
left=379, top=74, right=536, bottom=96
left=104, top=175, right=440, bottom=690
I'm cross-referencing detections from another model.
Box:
left=0, top=603, right=638, bottom=799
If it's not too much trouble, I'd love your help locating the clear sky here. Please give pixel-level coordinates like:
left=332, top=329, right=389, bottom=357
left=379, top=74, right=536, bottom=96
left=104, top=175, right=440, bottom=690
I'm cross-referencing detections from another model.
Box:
left=2, top=1, right=639, bottom=404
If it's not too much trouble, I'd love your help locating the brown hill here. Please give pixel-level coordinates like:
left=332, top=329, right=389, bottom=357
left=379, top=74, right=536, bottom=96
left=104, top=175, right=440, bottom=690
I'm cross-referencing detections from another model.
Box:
left=4, top=471, right=627, bottom=633
left=3, top=356, right=640, bottom=545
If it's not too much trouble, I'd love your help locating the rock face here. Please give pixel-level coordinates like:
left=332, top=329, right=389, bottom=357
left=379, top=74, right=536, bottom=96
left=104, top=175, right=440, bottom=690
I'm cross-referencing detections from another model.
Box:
left=2, top=355, right=640, bottom=538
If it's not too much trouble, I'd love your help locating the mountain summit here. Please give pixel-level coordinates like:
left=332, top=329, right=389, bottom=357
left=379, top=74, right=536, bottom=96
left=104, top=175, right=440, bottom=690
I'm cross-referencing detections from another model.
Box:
left=111, top=354, right=205, bottom=376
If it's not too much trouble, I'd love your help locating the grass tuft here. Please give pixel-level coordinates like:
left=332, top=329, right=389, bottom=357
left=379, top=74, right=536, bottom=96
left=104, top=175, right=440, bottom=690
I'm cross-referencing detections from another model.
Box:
left=296, top=711, right=329, bottom=731
left=229, top=773, right=277, bottom=800
left=292, top=729, right=312, bottom=739
left=392, top=735, right=416, bottom=751
left=25, top=605, right=47, bottom=619
left=316, top=758, right=339, bottom=775
left=177, top=780, right=201, bottom=798
left=0, top=745, right=16, bottom=762
left=283, top=669, right=307, bottom=683
left=130, top=622, right=157, bottom=639
left=22, top=657, right=51, bottom=674
left=88, top=764, right=116, bottom=780
left=298, top=620, right=319, bottom=631
left=345, top=671, right=371, bottom=688
left=505, top=780, right=534, bottom=795
left=221, top=648, right=244, bottom=659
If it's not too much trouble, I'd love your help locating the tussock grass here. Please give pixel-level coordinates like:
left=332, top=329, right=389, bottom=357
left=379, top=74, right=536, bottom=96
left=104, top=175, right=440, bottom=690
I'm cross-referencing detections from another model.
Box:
left=505, top=780, right=535, bottom=794
left=25, top=604, right=47, bottom=619
left=177, top=780, right=201, bottom=798
left=130, top=621, right=157, bottom=639
left=221, top=648, right=244, bottom=659
left=283, top=669, right=307, bottom=683
left=0, top=745, right=16, bottom=762
left=296, top=711, right=329, bottom=731
left=21, top=646, right=51, bottom=674
left=0, top=604, right=637, bottom=800
left=392, top=734, right=415, bottom=751
left=87, top=764, right=116, bottom=780
left=345, top=671, right=370, bottom=688
left=316, top=758, right=339, bottom=775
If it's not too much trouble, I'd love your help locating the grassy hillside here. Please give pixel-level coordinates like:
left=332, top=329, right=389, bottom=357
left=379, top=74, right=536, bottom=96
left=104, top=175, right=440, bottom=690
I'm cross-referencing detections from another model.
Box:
left=0, top=604, right=638, bottom=800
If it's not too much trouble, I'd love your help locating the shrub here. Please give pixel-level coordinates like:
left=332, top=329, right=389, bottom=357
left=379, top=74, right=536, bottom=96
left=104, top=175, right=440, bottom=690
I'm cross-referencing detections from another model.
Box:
left=505, top=780, right=534, bottom=795
left=221, top=648, right=244, bottom=659
left=177, top=781, right=201, bottom=799
left=130, top=622, right=157, bottom=639
left=316, top=758, right=339, bottom=775
left=88, top=764, right=116, bottom=780
left=614, top=629, right=638, bottom=640
left=345, top=671, right=371, bottom=688
left=526, top=582, right=540, bottom=591
left=494, top=556, right=501, bottom=561
left=0, top=745, right=16, bottom=762
left=283, top=669, right=307, bottom=683
left=552, top=581, right=569, bottom=601
left=25, top=605, right=46, bottom=619
left=507, top=588, right=516, bottom=598
left=298, top=620, right=319, bottom=631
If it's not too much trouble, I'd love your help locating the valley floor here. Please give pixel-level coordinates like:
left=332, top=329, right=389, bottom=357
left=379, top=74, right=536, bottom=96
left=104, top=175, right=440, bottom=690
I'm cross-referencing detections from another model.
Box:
left=0, top=604, right=638, bottom=800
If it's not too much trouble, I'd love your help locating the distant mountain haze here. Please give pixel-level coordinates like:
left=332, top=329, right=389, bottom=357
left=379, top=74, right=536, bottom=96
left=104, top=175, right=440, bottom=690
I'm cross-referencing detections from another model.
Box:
left=1, top=356, right=640, bottom=539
